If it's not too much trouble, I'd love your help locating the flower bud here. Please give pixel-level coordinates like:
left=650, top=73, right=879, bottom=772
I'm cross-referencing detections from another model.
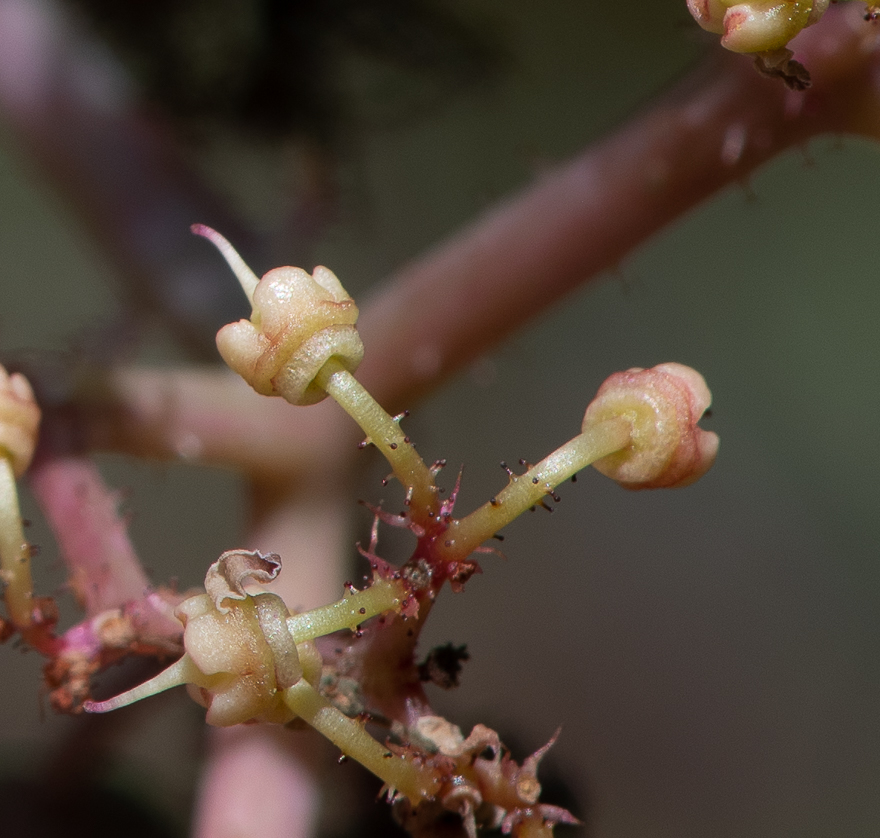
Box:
left=85, top=550, right=302, bottom=726
left=687, top=0, right=829, bottom=54
left=582, top=363, right=718, bottom=490
left=0, top=366, right=40, bottom=478
left=686, top=0, right=730, bottom=33
left=196, top=226, right=364, bottom=405
left=177, top=590, right=300, bottom=726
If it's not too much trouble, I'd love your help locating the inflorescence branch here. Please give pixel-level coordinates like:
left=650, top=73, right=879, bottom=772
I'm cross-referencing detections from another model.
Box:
left=78, top=232, right=718, bottom=836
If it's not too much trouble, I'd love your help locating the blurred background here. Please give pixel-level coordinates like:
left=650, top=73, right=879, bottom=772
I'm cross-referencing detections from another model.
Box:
left=1, top=1, right=880, bottom=836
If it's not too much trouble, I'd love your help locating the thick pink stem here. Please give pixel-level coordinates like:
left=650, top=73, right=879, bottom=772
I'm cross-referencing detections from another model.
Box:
left=28, top=455, right=152, bottom=615
left=189, top=479, right=350, bottom=837
left=193, top=726, right=324, bottom=838
left=27, top=454, right=185, bottom=711
left=357, top=4, right=880, bottom=409
left=82, top=7, right=880, bottom=470
left=87, top=368, right=349, bottom=479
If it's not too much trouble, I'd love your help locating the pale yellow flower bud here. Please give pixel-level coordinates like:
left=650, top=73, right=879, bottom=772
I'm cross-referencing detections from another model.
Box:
left=195, top=225, right=364, bottom=405
left=582, top=363, right=718, bottom=490
left=687, top=0, right=829, bottom=54
left=177, top=590, right=300, bottom=727
left=0, top=366, right=40, bottom=478
left=84, top=550, right=303, bottom=726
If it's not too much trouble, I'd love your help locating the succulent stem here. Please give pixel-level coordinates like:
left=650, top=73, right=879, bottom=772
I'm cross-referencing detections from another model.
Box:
left=283, top=678, right=439, bottom=803
left=286, top=576, right=407, bottom=643
left=438, top=416, right=632, bottom=560
left=316, top=358, right=438, bottom=520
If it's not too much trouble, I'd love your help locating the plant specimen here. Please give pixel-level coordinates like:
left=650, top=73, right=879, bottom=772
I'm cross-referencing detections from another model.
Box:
left=74, top=229, right=715, bottom=835
left=0, top=215, right=718, bottom=834
left=2, top=2, right=880, bottom=837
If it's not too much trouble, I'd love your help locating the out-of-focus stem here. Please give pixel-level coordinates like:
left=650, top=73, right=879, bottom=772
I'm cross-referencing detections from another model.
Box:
left=85, top=9, right=880, bottom=472
left=316, top=358, right=438, bottom=521
left=0, top=457, right=33, bottom=627
left=357, top=4, right=880, bottom=411
left=283, top=678, right=440, bottom=803
left=438, top=417, right=631, bottom=561
left=0, top=0, right=258, bottom=357
left=28, top=456, right=152, bottom=615
left=89, top=368, right=349, bottom=479
left=194, top=726, right=323, bottom=838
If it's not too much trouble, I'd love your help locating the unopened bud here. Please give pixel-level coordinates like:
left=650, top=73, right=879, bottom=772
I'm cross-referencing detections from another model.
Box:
left=687, top=0, right=829, bottom=54
left=582, top=363, right=718, bottom=490
left=85, top=551, right=299, bottom=727
left=0, top=366, right=40, bottom=478
left=195, top=226, right=364, bottom=406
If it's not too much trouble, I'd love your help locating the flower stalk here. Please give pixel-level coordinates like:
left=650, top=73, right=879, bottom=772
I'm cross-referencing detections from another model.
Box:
left=85, top=550, right=441, bottom=802
left=196, top=226, right=440, bottom=519
left=438, top=416, right=632, bottom=561
left=315, top=358, right=438, bottom=521
left=282, top=678, right=440, bottom=802
left=286, top=575, right=410, bottom=642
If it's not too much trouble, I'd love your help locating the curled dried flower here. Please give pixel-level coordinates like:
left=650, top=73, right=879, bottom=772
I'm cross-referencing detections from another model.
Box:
left=85, top=586, right=304, bottom=727
left=86, top=553, right=439, bottom=802
left=194, top=225, right=364, bottom=405
left=0, top=365, right=40, bottom=478
left=395, top=722, right=577, bottom=838
left=176, top=590, right=303, bottom=726
left=686, top=0, right=829, bottom=54
left=582, top=363, right=718, bottom=489
left=204, top=549, right=281, bottom=614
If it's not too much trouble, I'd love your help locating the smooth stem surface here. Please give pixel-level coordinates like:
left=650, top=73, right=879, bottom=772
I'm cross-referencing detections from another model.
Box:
left=438, top=417, right=632, bottom=561
left=316, top=358, right=437, bottom=519
left=284, top=679, right=439, bottom=802
left=286, top=577, right=407, bottom=643
left=0, top=457, right=32, bottom=627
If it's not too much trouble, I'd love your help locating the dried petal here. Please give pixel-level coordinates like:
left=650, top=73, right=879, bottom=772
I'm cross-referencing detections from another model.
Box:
left=204, top=549, right=281, bottom=614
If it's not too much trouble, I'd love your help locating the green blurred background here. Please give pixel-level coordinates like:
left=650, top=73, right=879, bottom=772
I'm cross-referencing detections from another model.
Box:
left=2, top=1, right=880, bottom=836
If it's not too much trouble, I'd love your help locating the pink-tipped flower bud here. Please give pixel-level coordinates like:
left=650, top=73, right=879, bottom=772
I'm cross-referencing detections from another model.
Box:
left=582, top=363, right=718, bottom=490
left=687, top=0, right=730, bottom=33
left=0, top=366, right=40, bottom=478
left=216, top=264, right=363, bottom=405
left=195, top=226, right=364, bottom=406
left=687, top=0, right=829, bottom=54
